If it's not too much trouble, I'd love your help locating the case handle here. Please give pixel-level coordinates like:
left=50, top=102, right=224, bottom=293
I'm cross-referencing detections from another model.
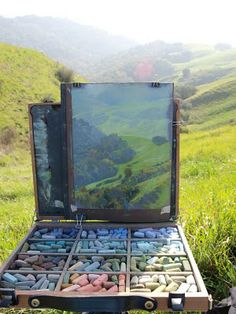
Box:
left=168, top=292, right=185, bottom=311
left=28, top=295, right=157, bottom=312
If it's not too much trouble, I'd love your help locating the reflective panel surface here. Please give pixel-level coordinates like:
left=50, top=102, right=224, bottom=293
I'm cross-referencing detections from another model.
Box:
left=71, top=83, right=174, bottom=211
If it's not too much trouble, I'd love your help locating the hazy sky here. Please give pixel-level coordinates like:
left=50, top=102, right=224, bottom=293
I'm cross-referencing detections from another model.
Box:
left=0, top=0, right=235, bottom=45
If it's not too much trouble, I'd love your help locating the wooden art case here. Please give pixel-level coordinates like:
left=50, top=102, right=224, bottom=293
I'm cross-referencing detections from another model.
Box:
left=0, top=83, right=211, bottom=312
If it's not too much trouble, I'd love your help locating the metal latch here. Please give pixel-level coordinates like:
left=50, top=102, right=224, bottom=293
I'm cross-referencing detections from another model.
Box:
left=168, top=292, right=185, bottom=311
left=75, top=213, right=85, bottom=230
left=0, top=289, right=17, bottom=308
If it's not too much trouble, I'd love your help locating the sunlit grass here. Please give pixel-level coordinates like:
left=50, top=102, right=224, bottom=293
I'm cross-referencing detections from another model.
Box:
left=0, top=126, right=235, bottom=311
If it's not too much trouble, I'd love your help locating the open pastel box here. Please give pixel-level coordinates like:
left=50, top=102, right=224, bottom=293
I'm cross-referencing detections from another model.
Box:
left=0, top=83, right=211, bottom=312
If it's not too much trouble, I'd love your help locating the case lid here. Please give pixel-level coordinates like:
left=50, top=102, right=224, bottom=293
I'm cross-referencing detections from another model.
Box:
left=30, top=82, right=179, bottom=222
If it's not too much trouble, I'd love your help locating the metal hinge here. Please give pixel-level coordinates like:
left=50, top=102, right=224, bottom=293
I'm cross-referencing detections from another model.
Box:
left=0, top=289, right=17, bottom=308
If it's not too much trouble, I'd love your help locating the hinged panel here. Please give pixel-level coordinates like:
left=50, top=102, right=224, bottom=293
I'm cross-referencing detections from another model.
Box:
left=63, top=82, right=179, bottom=222
left=29, top=103, right=69, bottom=219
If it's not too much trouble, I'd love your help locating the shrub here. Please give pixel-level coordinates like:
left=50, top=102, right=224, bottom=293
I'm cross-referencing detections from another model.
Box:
left=41, top=94, right=55, bottom=103
left=56, top=66, right=74, bottom=82
left=180, top=126, right=189, bottom=133
left=180, top=109, right=190, bottom=123
left=175, top=84, right=197, bottom=99
left=0, top=126, right=17, bottom=146
left=181, top=101, right=192, bottom=110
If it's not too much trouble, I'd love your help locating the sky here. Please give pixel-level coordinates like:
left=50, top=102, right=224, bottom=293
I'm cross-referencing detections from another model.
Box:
left=0, top=0, right=235, bottom=45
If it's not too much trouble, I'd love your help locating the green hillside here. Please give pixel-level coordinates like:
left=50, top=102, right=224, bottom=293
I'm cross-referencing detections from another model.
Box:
left=0, top=42, right=60, bottom=134
left=177, top=50, right=236, bottom=299
left=0, top=43, right=85, bottom=262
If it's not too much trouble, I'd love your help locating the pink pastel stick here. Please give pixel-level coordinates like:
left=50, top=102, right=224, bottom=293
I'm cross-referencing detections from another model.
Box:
left=77, top=284, right=94, bottom=292
left=62, top=284, right=80, bottom=292
left=93, top=274, right=108, bottom=286
left=72, top=274, right=89, bottom=286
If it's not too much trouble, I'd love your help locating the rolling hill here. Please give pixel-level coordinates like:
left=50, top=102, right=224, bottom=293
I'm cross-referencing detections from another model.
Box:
left=0, top=15, right=136, bottom=78
left=0, top=42, right=85, bottom=262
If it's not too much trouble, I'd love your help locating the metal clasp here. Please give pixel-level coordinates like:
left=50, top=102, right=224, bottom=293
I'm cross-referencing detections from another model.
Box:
left=75, top=214, right=84, bottom=230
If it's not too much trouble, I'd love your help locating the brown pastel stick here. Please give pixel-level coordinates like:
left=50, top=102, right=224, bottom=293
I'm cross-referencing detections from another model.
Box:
left=61, top=284, right=72, bottom=289
left=70, top=273, right=79, bottom=282
left=72, top=274, right=89, bottom=286
left=107, top=285, right=118, bottom=292
left=32, top=265, right=45, bottom=271
left=103, top=281, right=115, bottom=289
left=62, top=284, right=80, bottom=292
left=41, top=262, right=55, bottom=269
left=18, top=254, right=28, bottom=260
left=93, top=274, right=108, bottom=286
left=38, top=255, right=45, bottom=264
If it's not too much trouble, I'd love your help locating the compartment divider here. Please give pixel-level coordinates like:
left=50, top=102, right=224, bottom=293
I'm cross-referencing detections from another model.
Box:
left=125, top=226, right=131, bottom=292
left=55, top=225, right=83, bottom=291
left=130, top=253, right=187, bottom=256
left=72, top=253, right=128, bottom=256
left=131, top=237, right=182, bottom=241
left=27, top=238, right=78, bottom=241
left=130, top=271, right=193, bottom=275
left=17, top=252, right=71, bottom=256
left=6, top=270, right=64, bottom=274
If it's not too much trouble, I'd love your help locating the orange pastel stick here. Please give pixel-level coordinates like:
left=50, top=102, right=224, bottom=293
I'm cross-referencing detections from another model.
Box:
left=98, top=287, right=107, bottom=292
left=119, top=285, right=126, bottom=292
left=70, top=273, right=79, bottom=282
left=62, top=284, right=80, bottom=292
left=61, top=283, right=72, bottom=289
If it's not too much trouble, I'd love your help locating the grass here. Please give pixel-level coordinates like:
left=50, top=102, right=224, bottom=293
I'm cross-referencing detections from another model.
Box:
left=179, top=125, right=236, bottom=301
left=0, top=42, right=235, bottom=313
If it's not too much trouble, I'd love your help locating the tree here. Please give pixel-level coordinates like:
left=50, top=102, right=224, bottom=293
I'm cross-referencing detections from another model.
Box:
left=182, top=68, right=191, bottom=80
left=56, top=66, right=74, bottom=82
left=154, top=59, right=174, bottom=78
left=124, top=167, right=132, bottom=178
left=175, top=84, right=197, bottom=99
left=152, top=136, right=168, bottom=145
left=41, top=93, right=55, bottom=103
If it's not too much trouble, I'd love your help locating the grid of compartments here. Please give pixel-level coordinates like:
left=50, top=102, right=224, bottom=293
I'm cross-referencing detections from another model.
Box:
left=0, top=224, right=199, bottom=294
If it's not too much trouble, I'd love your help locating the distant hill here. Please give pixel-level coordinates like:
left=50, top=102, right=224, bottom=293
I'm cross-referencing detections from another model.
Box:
left=0, top=15, right=136, bottom=78
left=175, top=47, right=236, bottom=131
left=88, top=40, right=196, bottom=81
